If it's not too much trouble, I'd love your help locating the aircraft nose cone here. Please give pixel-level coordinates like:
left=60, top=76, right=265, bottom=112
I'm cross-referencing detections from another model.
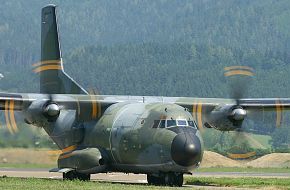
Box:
left=171, top=133, right=201, bottom=167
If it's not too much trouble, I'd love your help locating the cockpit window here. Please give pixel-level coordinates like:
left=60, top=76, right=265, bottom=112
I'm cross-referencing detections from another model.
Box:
left=167, top=120, right=176, bottom=128
left=152, top=120, right=160, bottom=128
left=152, top=119, right=197, bottom=129
left=188, top=120, right=197, bottom=129
left=177, top=120, right=187, bottom=126
left=188, top=120, right=194, bottom=127
left=159, top=120, right=166, bottom=128
left=152, top=119, right=166, bottom=128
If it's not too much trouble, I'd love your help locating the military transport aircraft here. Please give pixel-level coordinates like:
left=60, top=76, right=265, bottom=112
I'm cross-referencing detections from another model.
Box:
left=1, top=4, right=290, bottom=186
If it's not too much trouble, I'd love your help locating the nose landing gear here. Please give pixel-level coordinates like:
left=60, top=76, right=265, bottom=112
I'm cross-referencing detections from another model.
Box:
left=147, top=172, right=183, bottom=187
left=63, top=170, right=91, bottom=181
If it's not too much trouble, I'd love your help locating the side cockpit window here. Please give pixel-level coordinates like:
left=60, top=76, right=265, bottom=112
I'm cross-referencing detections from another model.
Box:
left=152, top=120, right=160, bottom=128
left=152, top=119, right=166, bottom=128
left=188, top=120, right=197, bottom=129
left=188, top=120, right=194, bottom=127
left=159, top=120, right=166, bottom=128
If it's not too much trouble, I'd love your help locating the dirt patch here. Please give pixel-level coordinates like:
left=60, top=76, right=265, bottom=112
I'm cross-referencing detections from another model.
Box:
left=200, top=151, right=243, bottom=168
left=201, top=151, right=290, bottom=168
left=0, top=148, right=57, bottom=165
left=246, top=153, right=290, bottom=168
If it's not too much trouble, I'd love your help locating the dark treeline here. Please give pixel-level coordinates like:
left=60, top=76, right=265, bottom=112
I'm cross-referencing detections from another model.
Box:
left=1, top=42, right=290, bottom=98
left=1, top=0, right=290, bottom=53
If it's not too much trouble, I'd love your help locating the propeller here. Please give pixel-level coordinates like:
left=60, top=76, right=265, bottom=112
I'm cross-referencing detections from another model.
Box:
left=223, top=65, right=257, bottom=159
left=224, top=66, right=254, bottom=129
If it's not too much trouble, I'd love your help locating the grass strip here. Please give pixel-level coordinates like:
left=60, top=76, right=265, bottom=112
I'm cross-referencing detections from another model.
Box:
left=195, top=167, right=290, bottom=173
left=185, top=176, right=290, bottom=188
left=0, top=176, right=289, bottom=189
left=0, top=177, right=172, bottom=190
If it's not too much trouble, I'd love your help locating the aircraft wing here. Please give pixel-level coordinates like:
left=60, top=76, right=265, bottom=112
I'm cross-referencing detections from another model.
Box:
left=171, top=97, right=290, bottom=131
left=0, top=92, right=289, bottom=131
left=239, top=98, right=290, bottom=109
left=0, top=93, right=35, bottom=111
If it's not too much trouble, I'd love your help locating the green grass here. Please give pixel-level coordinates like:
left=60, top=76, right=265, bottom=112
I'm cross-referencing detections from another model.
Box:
left=0, top=177, right=171, bottom=190
left=0, top=177, right=289, bottom=189
left=195, top=167, right=290, bottom=173
left=185, top=177, right=290, bottom=188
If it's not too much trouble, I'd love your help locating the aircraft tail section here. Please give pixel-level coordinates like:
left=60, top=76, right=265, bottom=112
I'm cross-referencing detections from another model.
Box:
left=38, top=5, right=87, bottom=94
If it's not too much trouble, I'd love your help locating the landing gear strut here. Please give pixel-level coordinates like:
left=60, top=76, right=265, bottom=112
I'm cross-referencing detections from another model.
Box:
left=63, top=171, right=91, bottom=181
left=147, top=172, right=183, bottom=186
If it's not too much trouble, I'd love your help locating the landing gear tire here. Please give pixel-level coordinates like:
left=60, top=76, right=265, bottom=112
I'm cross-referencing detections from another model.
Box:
left=174, top=173, right=183, bottom=187
left=63, top=171, right=90, bottom=181
left=147, top=173, right=183, bottom=187
left=164, top=172, right=183, bottom=187
left=147, top=175, right=165, bottom=185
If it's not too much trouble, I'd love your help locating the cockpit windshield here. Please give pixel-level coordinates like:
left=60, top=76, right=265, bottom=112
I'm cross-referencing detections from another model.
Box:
left=177, top=120, right=187, bottom=126
left=167, top=120, right=176, bottom=127
left=152, top=119, right=197, bottom=129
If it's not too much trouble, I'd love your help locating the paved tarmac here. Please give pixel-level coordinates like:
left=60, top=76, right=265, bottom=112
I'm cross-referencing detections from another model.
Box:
left=0, top=168, right=289, bottom=189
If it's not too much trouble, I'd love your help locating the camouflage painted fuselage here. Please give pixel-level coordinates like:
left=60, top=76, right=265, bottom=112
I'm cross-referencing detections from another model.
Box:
left=51, top=102, right=203, bottom=173
left=81, top=102, right=204, bottom=174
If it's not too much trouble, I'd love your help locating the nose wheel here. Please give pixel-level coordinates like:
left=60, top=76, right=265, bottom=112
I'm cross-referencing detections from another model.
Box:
left=63, top=170, right=90, bottom=181
left=147, top=172, right=183, bottom=186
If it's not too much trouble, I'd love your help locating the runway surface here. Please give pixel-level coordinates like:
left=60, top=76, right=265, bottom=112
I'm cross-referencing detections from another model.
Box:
left=0, top=168, right=289, bottom=189
left=1, top=168, right=289, bottom=179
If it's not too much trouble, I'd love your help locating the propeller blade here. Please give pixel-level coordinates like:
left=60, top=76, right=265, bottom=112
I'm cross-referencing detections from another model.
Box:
left=225, top=131, right=258, bottom=159
left=224, top=65, right=254, bottom=102
left=3, top=100, right=19, bottom=134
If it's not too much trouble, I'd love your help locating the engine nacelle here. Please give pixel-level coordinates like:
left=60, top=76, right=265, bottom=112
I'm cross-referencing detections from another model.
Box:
left=23, top=100, right=48, bottom=125
left=23, top=100, right=62, bottom=125
left=207, top=105, right=247, bottom=131
left=58, top=148, right=107, bottom=173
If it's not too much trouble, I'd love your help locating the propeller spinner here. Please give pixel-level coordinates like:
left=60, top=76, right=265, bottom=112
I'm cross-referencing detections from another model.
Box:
left=43, top=103, right=60, bottom=118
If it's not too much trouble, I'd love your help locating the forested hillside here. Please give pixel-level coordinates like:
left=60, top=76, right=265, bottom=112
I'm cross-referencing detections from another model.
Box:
left=0, top=1, right=290, bottom=152
left=0, top=0, right=290, bottom=97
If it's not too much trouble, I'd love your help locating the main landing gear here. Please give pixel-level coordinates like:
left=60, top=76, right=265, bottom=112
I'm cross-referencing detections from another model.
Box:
left=63, top=170, right=91, bottom=181
left=147, top=172, right=183, bottom=187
